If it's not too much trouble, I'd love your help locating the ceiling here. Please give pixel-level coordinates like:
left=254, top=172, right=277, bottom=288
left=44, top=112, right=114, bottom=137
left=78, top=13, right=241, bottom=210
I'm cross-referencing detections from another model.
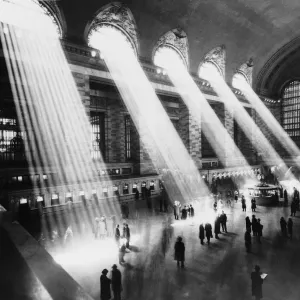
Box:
left=58, top=0, right=300, bottom=95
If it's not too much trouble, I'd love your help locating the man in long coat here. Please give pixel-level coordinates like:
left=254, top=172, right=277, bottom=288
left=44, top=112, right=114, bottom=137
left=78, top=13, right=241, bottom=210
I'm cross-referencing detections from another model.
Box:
left=214, top=216, right=221, bottom=239
left=251, top=265, right=264, bottom=300
left=205, top=223, right=213, bottom=245
left=114, top=224, right=120, bottom=246
left=111, top=264, right=122, bottom=300
left=199, top=224, right=205, bottom=245
left=174, top=236, right=185, bottom=268
left=100, top=269, right=111, bottom=300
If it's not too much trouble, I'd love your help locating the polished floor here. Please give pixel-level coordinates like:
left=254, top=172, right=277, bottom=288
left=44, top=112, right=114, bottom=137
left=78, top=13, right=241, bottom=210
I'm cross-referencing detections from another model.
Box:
left=44, top=199, right=300, bottom=300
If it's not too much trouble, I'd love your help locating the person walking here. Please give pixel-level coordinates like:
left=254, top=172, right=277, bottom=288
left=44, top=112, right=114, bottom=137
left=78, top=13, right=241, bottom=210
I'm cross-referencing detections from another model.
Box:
left=111, top=264, right=122, bottom=300
left=199, top=223, right=205, bottom=245
left=234, top=190, right=239, bottom=203
left=119, top=241, right=126, bottom=264
left=280, top=217, right=287, bottom=236
left=190, top=204, right=195, bottom=217
left=115, top=224, right=121, bottom=246
left=174, top=236, right=185, bottom=268
left=245, top=228, right=252, bottom=253
left=242, top=196, right=247, bottom=212
left=284, top=189, right=288, bottom=205
left=252, top=215, right=257, bottom=236
left=100, top=269, right=111, bottom=300
left=124, top=224, right=130, bottom=249
left=257, top=219, right=263, bottom=243
left=288, top=218, right=293, bottom=239
left=214, top=215, right=221, bottom=239
left=246, top=216, right=252, bottom=233
left=251, top=198, right=256, bottom=212
left=205, top=223, right=213, bottom=245
left=291, top=200, right=297, bottom=217
left=251, top=265, right=264, bottom=300
left=220, top=211, right=228, bottom=233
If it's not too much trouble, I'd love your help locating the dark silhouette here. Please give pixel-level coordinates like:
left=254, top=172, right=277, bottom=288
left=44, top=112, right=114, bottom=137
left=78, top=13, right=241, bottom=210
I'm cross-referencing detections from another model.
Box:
left=174, top=236, right=185, bottom=268
left=124, top=224, right=130, bottom=248
left=214, top=216, right=221, bottom=239
left=242, top=196, right=246, bottom=212
left=111, top=264, right=122, bottom=300
left=257, top=219, right=263, bottom=243
left=291, top=200, right=297, bottom=217
left=252, top=215, right=258, bottom=236
left=220, top=211, right=228, bottom=233
left=246, top=216, right=252, bottom=233
left=280, top=217, right=287, bottom=236
left=199, top=224, right=205, bottom=245
left=119, top=243, right=126, bottom=264
left=100, top=269, right=111, bottom=300
left=251, top=265, right=264, bottom=300
left=251, top=198, right=256, bottom=212
left=205, top=223, right=213, bottom=244
left=190, top=204, right=194, bottom=217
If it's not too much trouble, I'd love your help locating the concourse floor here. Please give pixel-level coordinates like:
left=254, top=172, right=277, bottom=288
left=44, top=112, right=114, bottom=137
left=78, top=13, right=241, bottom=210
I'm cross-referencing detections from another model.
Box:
left=47, top=200, right=300, bottom=300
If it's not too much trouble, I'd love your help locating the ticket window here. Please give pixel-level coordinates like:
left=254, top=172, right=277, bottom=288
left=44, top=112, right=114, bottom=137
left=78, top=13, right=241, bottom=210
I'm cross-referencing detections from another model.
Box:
left=19, top=198, right=30, bottom=222
left=132, top=183, right=138, bottom=193
left=79, top=191, right=85, bottom=202
left=36, top=195, right=45, bottom=208
left=92, top=189, right=97, bottom=200
left=113, top=185, right=119, bottom=196
left=51, top=193, right=60, bottom=206
left=123, top=184, right=129, bottom=195
left=150, top=181, right=155, bottom=191
left=103, top=187, right=108, bottom=198
left=65, top=192, right=73, bottom=203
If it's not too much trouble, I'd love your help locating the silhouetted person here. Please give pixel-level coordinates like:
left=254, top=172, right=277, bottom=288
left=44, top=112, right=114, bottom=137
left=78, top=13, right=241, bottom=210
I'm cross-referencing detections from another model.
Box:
left=252, top=215, right=258, bottom=236
left=274, top=191, right=279, bottom=203
left=257, top=219, right=263, bottom=243
left=251, top=265, right=264, bottom=300
left=245, top=228, right=252, bottom=253
left=174, top=202, right=181, bottom=220
left=280, top=217, right=287, bottom=236
left=100, top=269, right=111, bottom=300
left=111, top=264, right=122, bottom=300
left=213, top=201, right=217, bottom=211
left=284, top=189, right=288, bottom=205
left=115, top=224, right=120, bottom=246
left=214, top=215, right=221, bottom=239
left=205, top=223, right=213, bottom=244
left=242, top=196, right=246, bottom=212
left=190, top=204, right=194, bottom=217
left=246, top=216, right=252, bottom=233
left=234, top=190, right=238, bottom=203
left=124, top=224, right=130, bottom=248
left=291, top=200, right=297, bottom=217
left=174, top=236, right=185, bottom=268
left=220, top=211, right=228, bottom=233
left=251, top=198, right=256, bottom=212
left=181, top=206, right=187, bottom=220
left=288, top=218, right=293, bottom=239
left=199, top=224, right=205, bottom=245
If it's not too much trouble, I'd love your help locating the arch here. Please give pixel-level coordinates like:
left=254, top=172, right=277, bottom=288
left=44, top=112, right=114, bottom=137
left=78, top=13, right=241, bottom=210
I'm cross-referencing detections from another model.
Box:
left=152, top=28, right=189, bottom=69
left=198, top=60, right=222, bottom=80
left=232, top=72, right=249, bottom=90
left=234, top=58, right=254, bottom=87
left=198, top=45, right=226, bottom=78
left=281, top=80, right=300, bottom=138
left=153, top=45, right=186, bottom=70
left=37, top=0, right=66, bottom=38
left=85, top=2, right=139, bottom=56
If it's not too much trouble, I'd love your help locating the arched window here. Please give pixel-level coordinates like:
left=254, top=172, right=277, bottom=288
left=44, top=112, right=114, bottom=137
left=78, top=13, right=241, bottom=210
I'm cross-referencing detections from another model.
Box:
left=282, top=80, right=300, bottom=138
left=198, top=61, right=222, bottom=80
left=153, top=46, right=186, bottom=70
left=232, top=72, right=248, bottom=90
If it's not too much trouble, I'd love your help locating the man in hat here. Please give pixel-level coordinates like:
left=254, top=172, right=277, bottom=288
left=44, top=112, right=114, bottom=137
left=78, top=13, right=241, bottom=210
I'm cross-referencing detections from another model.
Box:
left=100, top=269, right=111, bottom=300
left=111, top=264, right=122, bottom=300
left=251, top=265, right=264, bottom=300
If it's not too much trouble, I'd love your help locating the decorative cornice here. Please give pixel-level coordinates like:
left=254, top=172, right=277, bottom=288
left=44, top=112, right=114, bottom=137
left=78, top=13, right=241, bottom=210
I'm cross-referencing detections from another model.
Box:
left=235, top=58, right=253, bottom=86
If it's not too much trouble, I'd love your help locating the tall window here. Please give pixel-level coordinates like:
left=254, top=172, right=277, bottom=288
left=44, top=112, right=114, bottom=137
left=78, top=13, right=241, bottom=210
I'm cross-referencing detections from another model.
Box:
left=0, top=117, right=25, bottom=161
left=125, top=115, right=131, bottom=160
left=282, top=81, right=300, bottom=138
left=90, top=112, right=105, bottom=159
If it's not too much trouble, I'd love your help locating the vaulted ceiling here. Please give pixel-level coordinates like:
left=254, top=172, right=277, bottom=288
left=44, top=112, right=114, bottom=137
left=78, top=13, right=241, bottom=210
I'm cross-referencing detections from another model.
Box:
left=54, top=0, right=300, bottom=97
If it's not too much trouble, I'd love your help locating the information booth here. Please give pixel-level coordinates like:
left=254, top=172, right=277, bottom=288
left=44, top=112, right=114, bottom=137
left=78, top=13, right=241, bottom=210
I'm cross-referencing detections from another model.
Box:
left=248, top=183, right=280, bottom=206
